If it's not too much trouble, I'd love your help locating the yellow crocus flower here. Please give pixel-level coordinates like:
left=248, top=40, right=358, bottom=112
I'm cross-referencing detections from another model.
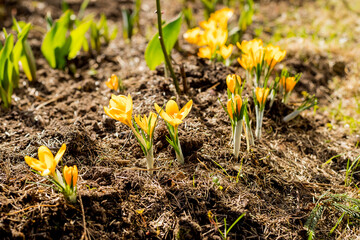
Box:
left=154, top=100, right=193, bottom=128
left=237, top=54, right=254, bottom=70
left=105, top=74, right=119, bottom=91
left=183, top=27, right=202, bottom=45
left=207, top=28, right=228, bottom=49
left=219, top=44, right=233, bottom=60
left=255, top=87, right=270, bottom=104
left=198, top=46, right=213, bottom=59
left=104, top=94, right=133, bottom=127
left=134, top=112, right=157, bottom=138
left=199, top=19, right=217, bottom=31
left=237, top=39, right=264, bottom=70
left=63, top=165, right=78, bottom=187
left=265, top=44, right=286, bottom=69
left=227, top=95, right=242, bottom=120
left=226, top=74, right=241, bottom=93
left=209, top=8, right=234, bottom=29
left=24, top=144, right=66, bottom=176
left=280, top=76, right=297, bottom=93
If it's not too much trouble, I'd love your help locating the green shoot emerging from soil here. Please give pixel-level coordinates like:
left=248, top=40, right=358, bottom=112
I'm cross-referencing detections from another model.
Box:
left=305, top=193, right=360, bottom=240
left=208, top=210, right=245, bottom=240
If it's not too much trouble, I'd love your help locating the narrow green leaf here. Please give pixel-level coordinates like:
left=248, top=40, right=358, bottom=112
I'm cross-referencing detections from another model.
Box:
left=0, top=35, right=14, bottom=82
left=145, top=14, right=182, bottom=70
left=68, top=20, right=91, bottom=59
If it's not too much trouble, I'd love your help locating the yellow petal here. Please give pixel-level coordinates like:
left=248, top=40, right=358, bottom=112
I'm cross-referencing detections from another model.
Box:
left=256, top=87, right=270, bottom=104
left=219, top=44, right=233, bottom=60
left=38, top=146, right=56, bottom=174
left=155, top=103, right=181, bottom=127
left=234, top=95, right=242, bottom=113
left=125, top=94, right=133, bottom=114
left=134, top=114, right=148, bottom=135
left=104, top=106, right=116, bottom=119
left=63, top=165, right=71, bottom=186
left=198, top=47, right=213, bottom=59
left=72, top=165, right=78, bottom=186
left=149, top=112, right=158, bottom=138
left=54, top=144, right=66, bottom=165
left=24, top=156, right=47, bottom=173
left=179, top=100, right=193, bottom=121
left=109, top=95, right=127, bottom=109
left=227, top=99, right=234, bottom=120
left=165, top=100, right=180, bottom=116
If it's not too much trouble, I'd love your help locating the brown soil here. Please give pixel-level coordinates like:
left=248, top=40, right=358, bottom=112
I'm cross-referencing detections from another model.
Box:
left=1, top=0, right=359, bottom=239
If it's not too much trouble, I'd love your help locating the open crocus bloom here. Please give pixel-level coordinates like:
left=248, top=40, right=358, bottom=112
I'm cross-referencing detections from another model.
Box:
left=134, top=112, right=157, bottom=138
left=198, top=46, right=213, bottom=59
left=183, top=27, right=202, bottom=45
left=256, top=87, right=270, bottom=104
left=63, top=165, right=78, bottom=187
left=104, top=94, right=133, bottom=127
left=210, top=8, right=234, bottom=28
left=219, top=44, right=233, bottom=60
left=227, top=95, right=242, bottom=120
left=154, top=100, right=193, bottom=128
left=105, top=74, right=119, bottom=91
left=265, top=44, right=286, bottom=69
left=280, top=76, right=297, bottom=93
left=226, top=74, right=241, bottom=93
left=237, top=39, right=264, bottom=70
left=25, top=144, right=66, bottom=176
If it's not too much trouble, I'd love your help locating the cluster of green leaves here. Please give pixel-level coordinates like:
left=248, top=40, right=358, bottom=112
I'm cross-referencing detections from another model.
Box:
left=0, top=20, right=36, bottom=109
left=12, top=19, right=37, bottom=82
left=90, top=14, right=118, bottom=52
left=305, top=193, right=360, bottom=240
left=43, top=0, right=117, bottom=69
left=121, top=0, right=141, bottom=40
left=228, top=0, right=254, bottom=44
left=42, top=10, right=91, bottom=69
left=0, top=32, right=18, bottom=109
left=201, top=0, right=219, bottom=19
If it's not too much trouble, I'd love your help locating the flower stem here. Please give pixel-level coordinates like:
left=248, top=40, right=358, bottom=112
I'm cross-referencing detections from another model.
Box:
left=233, top=120, right=242, bottom=159
left=255, top=106, right=264, bottom=139
left=175, top=139, right=184, bottom=164
left=155, top=0, right=181, bottom=94
left=66, top=191, right=77, bottom=203
left=146, top=146, right=154, bottom=174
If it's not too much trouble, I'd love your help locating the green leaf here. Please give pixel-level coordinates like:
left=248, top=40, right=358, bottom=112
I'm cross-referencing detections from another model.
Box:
left=0, top=34, right=14, bottom=82
left=68, top=20, right=91, bottom=59
left=109, top=27, right=118, bottom=41
left=20, top=40, right=37, bottom=81
left=13, top=23, right=36, bottom=81
left=145, top=14, right=182, bottom=70
left=41, top=10, right=72, bottom=68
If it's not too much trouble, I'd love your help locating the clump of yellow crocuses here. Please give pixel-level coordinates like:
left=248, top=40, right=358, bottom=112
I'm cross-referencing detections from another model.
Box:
left=183, top=8, right=234, bottom=65
left=237, top=39, right=286, bottom=138
left=220, top=74, right=252, bottom=157
left=24, top=144, right=78, bottom=203
left=154, top=99, right=193, bottom=164
left=104, top=94, right=158, bottom=173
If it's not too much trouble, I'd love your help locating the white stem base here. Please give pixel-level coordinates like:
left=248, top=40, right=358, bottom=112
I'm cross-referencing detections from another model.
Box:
left=176, top=141, right=184, bottom=165
left=233, top=120, right=242, bottom=159
left=283, top=110, right=301, bottom=122
left=146, top=147, right=154, bottom=174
